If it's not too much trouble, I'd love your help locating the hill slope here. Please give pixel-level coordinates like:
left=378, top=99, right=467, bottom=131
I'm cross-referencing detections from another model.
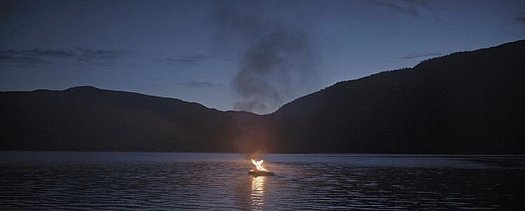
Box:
left=0, top=86, right=268, bottom=152
left=270, top=40, right=525, bottom=153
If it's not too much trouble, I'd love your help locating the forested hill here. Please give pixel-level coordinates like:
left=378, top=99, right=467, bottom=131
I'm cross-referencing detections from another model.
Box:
left=1, top=40, right=524, bottom=153
left=270, top=40, right=525, bottom=153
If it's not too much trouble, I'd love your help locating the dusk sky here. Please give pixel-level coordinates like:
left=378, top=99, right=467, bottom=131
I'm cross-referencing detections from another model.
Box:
left=1, top=0, right=524, bottom=114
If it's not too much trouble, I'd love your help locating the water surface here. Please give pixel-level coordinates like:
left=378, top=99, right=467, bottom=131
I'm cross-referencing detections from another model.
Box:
left=1, top=152, right=524, bottom=210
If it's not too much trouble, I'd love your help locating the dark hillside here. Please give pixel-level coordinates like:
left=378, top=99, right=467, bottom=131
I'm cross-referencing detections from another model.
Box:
left=271, top=40, right=525, bottom=153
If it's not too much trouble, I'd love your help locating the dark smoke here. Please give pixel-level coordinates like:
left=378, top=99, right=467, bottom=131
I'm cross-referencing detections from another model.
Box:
left=213, top=2, right=318, bottom=114
left=233, top=28, right=311, bottom=113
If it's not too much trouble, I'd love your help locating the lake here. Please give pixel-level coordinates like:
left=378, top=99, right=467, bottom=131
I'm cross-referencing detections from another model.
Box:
left=1, top=152, right=524, bottom=210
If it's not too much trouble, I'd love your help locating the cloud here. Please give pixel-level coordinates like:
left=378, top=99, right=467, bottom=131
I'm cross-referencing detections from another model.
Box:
left=399, top=52, right=442, bottom=59
left=74, top=48, right=126, bottom=66
left=515, top=9, right=525, bottom=24
left=0, top=48, right=127, bottom=66
left=156, top=54, right=209, bottom=65
left=516, top=16, right=525, bottom=23
left=370, top=0, right=429, bottom=17
left=0, top=49, right=74, bottom=58
left=0, top=54, right=48, bottom=64
left=180, top=80, right=224, bottom=88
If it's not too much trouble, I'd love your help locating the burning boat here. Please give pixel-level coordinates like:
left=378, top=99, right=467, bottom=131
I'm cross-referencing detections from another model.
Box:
left=248, top=159, right=275, bottom=176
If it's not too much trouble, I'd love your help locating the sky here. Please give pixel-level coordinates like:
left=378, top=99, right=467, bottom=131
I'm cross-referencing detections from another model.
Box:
left=1, top=0, right=524, bottom=114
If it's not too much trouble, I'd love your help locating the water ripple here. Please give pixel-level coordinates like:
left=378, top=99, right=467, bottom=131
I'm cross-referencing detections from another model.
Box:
left=1, top=152, right=524, bottom=210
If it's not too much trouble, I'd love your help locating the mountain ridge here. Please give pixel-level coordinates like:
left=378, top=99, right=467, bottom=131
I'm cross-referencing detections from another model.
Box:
left=1, top=39, right=524, bottom=153
left=270, top=39, right=525, bottom=153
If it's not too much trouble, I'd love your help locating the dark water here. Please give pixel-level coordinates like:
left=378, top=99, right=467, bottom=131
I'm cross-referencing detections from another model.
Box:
left=1, top=152, right=524, bottom=210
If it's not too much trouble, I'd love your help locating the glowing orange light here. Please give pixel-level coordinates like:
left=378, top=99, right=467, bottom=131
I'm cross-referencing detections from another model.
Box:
left=251, top=159, right=268, bottom=172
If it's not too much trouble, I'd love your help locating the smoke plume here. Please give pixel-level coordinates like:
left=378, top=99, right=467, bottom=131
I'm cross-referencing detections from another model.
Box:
left=213, top=2, right=318, bottom=114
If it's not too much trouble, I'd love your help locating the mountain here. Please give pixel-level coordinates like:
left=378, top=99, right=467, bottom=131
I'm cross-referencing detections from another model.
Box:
left=1, top=40, right=524, bottom=153
left=0, top=86, right=268, bottom=152
left=270, top=40, right=525, bottom=153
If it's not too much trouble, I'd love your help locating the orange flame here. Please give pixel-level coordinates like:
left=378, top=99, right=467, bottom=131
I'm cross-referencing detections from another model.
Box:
left=251, top=159, right=268, bottom=172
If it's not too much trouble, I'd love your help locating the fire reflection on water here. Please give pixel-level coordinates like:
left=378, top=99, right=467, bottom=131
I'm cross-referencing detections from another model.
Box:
left=250, top=176, right=266, bottom=210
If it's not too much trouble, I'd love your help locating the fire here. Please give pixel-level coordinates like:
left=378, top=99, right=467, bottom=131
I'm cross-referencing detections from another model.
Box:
left=249, top=158, right=274, bottom=176
left=251, top=159, right=268, bottom=172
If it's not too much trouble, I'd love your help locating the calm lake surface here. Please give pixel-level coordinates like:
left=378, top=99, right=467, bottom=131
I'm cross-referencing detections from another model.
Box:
left=1, top=152, right=524, bottom=210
